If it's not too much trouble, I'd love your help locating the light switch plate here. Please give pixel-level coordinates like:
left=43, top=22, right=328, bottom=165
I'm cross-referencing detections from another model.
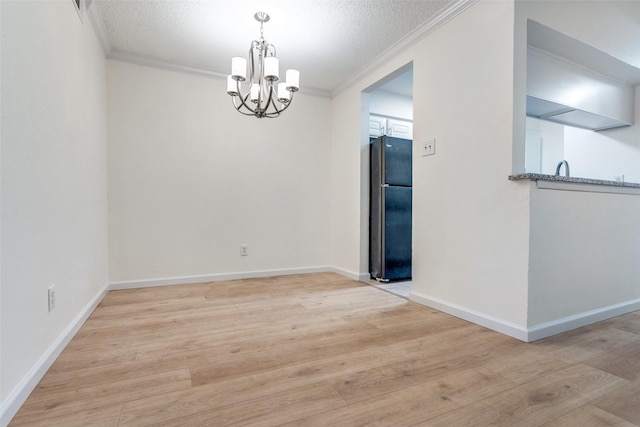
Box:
left=422, top=139, right=436, bottom=157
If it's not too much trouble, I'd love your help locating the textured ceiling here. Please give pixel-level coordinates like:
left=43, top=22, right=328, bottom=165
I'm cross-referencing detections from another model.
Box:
left=93, top=0, right=462, bottom=95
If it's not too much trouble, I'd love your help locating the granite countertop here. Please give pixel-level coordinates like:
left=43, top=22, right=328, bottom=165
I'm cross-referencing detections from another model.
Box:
left=509, top=173, right=640, bottom=189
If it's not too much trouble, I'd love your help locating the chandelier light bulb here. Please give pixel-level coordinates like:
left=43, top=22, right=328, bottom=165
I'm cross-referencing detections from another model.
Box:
left=226, top=12, right=299, bottom=118
left=231, top=57, right=247, bottom=81
left=264, top=57, right=279, bottom=81
left=250, top=83, right=260, bottom=103
left=285, top=69, right=299, bottom=91
left=277, top=83, right=290, bottom=103
left=226, top=76, right=238, bottom=95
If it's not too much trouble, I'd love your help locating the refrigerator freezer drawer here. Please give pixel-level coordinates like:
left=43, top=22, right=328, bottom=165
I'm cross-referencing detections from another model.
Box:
left=370, top=186, right=412, bottom=281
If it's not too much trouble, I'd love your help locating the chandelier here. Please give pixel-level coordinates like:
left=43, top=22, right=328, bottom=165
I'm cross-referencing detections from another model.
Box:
left=226, top=12, right=299, bottom=118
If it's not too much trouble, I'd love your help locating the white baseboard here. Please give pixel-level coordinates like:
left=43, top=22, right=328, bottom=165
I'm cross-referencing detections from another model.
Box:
left=527, top=298, right=640, bottom=342
left=411, top=291, right=640, bottom=343
left=327, top=266, right=370, bottom=282
left=108, top=266, right=341, bottom=290
left=0, top=283, right=109, bottom=427
left=410, top=291, right=530, bottom=342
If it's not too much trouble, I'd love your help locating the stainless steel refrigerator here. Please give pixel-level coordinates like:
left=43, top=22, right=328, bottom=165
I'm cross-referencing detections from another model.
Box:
left=369, top=135, right=412, bottom=281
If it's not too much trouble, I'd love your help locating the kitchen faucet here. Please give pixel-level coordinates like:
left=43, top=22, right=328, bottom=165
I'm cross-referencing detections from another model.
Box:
left=555, top=160, right=570, bottom=177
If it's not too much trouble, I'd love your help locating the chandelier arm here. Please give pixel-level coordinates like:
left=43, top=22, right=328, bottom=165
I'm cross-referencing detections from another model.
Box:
left=272, top=90, right=295, bottom=115
left=231, top=96, right=257, bottom=116
left=255, top=85, right=295, bottom=118
left=233, top=79, right=259, bottom=115
left=264, top=84, right=278, bottom=112
left=265, top=42, right=276, bottom=58
left=261, top=100, right=281, bottom=118
left=265, top=93, right=286, bottom=116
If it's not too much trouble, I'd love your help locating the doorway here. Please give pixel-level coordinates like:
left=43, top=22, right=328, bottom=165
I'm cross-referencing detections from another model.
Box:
left=364, top=64, right=414, bottom=298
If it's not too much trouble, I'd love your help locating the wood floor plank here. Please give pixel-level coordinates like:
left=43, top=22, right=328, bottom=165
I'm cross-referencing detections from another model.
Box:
left=419, top=364, right=629, bottom=426
left=116, top=326, right=491, bottom=425
left=283, top=377, right=461, bottom=427
left=11, top=369, right=191, bottom=425
left=8, top=404, right=122, bottom=427
left=32, top=354, right=172, bottom=395
left=8, top=273, right=640, bottom=426
left=145, top=382, right=347, bottom=427
left=585, top=340, right=640, bottom=381
left=47, top=346, right=138, bottom=373
left=329, top=331, right=513, bottom=404
left=485, top=344, right=573, bottom=385
left=533, top=324, right=640, bottom=365
left=284, top=368, right=514, bottom=427
left=591, top=378, right=640, bottom=425
left=590, top=312, right=640, bottom=337
left=187, top=308, right=471, bottom=387
left=540, top=404, right=638, bottom=427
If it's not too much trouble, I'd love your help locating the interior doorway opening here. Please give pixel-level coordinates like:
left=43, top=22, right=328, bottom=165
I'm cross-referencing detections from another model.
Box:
left=364, top=63, right=414, bottom=298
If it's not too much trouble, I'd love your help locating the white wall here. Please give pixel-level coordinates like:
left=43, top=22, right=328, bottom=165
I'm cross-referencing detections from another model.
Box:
left=107, top=61, right=332, bottom=283
left=516, top=0, right=640, bottom=332
left=520, top=1, right=640, bottom=70
left=564, top=87, right=640, bottom=183
left=527, top=47, right=636, bottom=125
left=331, top=0, right=532, bottom=336
left=411, top=0, right=529, bottom=334
left=369, top=90, right=413, bottom=120
left=526, top=117, right=565, bottom=175
left=1, top=0, right=108, bottom=420
left=528, top=187, right=640, bottom=326
left=330, top=89, right=369, bottom=278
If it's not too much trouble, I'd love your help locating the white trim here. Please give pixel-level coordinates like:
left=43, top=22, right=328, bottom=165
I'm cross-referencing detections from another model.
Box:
left=326, top=266, right=370, bottom=282
left=332, top=0, right=478, bottom=96
left=71, top=0, right=85, bottom=23
left=105, top=50, right=332, bottom=99
left=108, top=49, right=227, bottom=79
left=537, top=180, right=640, bottom=195
left=411, top=291, right=640, bottom=343
left=108, top=266, right=338, bottom=290
left=0, top=283, right=109, bottom=427
left=86, top=0, right=111, bottom=57
left=410, top=291, right=529, bottom=342
left=527, top=297, right=640, bottom=342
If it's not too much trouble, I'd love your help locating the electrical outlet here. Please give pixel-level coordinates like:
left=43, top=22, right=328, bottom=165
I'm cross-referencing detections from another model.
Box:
left=48, top=285, right=56, bottom=312
left=421, top=139, right=436, bottom=157
left=240, top=244, right=249, bottom=256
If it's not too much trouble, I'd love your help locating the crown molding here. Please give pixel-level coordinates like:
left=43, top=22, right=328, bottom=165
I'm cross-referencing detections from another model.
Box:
left=86, top=0, right=111, bottom=57
left=331, top=0, right=479, bottom=96
left=106, top=49, right=331, bottom=98
left=84, top=0, right=472, bottom=99
left=107, top=49, right=227, bottom=79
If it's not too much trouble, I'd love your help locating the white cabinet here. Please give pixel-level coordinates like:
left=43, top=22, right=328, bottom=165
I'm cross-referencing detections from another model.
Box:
left=369, top=115, right=387, bottom=138
left=369, top=114, right=413, bottom=140
left=387, top=118, right=413, bottom=140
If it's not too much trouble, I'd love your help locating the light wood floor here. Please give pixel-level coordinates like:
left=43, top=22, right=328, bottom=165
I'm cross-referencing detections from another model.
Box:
left=10, top=272, right=640, bottom=426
